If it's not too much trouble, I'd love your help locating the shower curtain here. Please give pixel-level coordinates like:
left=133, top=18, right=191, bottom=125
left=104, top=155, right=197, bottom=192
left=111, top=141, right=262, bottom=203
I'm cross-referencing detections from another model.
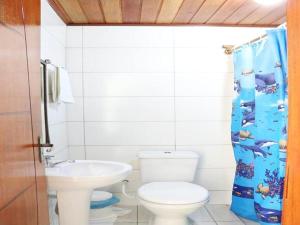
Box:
left=231, top=28, right=287, bottom=225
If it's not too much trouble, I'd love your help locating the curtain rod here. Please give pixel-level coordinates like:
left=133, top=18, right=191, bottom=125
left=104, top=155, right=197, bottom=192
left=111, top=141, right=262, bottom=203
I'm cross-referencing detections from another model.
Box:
left=222, top=22, right=286, bottom=55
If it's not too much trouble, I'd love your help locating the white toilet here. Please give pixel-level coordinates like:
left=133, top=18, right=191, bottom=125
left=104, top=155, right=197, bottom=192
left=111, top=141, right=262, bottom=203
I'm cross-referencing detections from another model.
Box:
left=138, top=151, right=209, bottom=225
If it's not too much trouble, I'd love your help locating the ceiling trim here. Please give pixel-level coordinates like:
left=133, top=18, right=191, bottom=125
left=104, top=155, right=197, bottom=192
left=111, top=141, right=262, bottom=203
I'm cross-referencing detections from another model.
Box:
left=66, top=23, right=277, bottom=27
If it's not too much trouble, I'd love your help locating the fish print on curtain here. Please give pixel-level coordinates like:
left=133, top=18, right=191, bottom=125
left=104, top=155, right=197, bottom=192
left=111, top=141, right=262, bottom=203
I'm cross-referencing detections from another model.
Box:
left=230, top=28, right=287, bottom=225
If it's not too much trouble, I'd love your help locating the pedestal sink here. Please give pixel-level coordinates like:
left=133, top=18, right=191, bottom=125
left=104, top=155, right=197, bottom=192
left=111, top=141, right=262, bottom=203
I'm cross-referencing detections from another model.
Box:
left=45, top=160, right=132, bottom=225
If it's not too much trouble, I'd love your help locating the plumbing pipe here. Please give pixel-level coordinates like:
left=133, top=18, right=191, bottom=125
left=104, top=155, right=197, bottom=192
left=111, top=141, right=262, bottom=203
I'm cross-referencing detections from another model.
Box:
left=121, top=180, right=136, bottom=199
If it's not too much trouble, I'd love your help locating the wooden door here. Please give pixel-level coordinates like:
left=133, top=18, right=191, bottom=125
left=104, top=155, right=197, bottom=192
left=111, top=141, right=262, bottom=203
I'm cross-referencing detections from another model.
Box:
left=22, top=0, right=50, bottom=224
left=282, top=0, right=300, bottom=224
left=0, top=0, right=49, bottom=225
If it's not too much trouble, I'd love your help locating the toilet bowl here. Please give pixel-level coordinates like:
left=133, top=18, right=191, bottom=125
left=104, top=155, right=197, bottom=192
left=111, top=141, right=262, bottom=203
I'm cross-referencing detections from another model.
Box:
left=138, top=182, right=209, bottom=225
left=138, top=151, right=209, bottom=225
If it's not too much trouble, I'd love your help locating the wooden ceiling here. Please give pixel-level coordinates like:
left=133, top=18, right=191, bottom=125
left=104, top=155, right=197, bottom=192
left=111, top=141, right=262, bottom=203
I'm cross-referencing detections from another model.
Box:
left=48, top=0, right=286, bottom=26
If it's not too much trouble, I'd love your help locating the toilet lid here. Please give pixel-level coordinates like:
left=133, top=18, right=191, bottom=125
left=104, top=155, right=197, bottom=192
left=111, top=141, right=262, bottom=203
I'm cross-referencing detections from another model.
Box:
left=138, top=182, right=209, bottom=205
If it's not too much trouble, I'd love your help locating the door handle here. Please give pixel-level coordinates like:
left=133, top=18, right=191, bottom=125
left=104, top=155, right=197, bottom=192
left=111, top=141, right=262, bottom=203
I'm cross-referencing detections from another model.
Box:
left=35, top=143, right=53, bottom=148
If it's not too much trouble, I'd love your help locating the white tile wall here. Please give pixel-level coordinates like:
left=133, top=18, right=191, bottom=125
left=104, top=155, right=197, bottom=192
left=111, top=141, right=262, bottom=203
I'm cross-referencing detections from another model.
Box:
left=66, top=26, right=266, bottom=204
left=41, top=0, right=68, bottom=160
left=83, top=74, right=174, bottom=97
left=176, top=97, right=232, bottom=121
left=84, top=97, right=174, bottom=121
left=175, top=74, right=233, bottom=97
left=83, top=26, right=173, bottom=48
left=85, top=122, right=174, bottom=145
left=83, top=48, right=173, bottom=73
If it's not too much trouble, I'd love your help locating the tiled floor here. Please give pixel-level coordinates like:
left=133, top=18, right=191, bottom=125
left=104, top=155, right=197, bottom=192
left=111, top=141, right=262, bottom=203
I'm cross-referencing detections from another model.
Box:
left=49, top=199, right=259, bottom=225
left=114, top=204, right=260, bottom=225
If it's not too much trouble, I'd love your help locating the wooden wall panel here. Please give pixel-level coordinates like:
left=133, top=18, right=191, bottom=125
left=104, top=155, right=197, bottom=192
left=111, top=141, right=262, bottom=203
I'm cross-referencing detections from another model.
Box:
left=0, top=0, right=24, bottom=33
left=282, top=0, right=300, bottom=224
left=77, top=0, right=105, bottom=23
left=121, top=0, right=142, bottom=23
left=100, top=0, right=122, bottom=23
left=191, top=0, right=227, bottom=23
left=156, top=0, right=184, bottom=23
left=208, top=0, right=248, bottom=24
left=173, top=0, right=205, bottom=23
left=0, top=185, right=37, bottom=225
left=140, top=0, right=163, bottom=23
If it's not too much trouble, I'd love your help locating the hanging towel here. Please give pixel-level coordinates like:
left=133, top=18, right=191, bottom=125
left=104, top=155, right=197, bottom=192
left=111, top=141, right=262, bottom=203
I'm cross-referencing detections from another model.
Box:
left=56, top=67, right=75, bottom=104
left=47, top=65, right=59, bottom=103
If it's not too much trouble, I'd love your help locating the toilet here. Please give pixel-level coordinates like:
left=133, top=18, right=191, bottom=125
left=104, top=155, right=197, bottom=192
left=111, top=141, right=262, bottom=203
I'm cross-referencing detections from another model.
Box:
left=138, top=151, right=209, bottom=225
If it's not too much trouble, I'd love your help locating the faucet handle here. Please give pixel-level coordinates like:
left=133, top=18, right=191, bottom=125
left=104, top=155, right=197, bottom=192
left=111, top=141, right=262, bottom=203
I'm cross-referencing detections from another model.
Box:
left=44, top=155, right=54, bottom=167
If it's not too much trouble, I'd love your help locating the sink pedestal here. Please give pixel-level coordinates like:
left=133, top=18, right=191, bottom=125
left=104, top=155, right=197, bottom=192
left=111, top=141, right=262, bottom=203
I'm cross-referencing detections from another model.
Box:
left=57, top=190, right=92, bottom=225
left=46, top=161, right=132, bottom=225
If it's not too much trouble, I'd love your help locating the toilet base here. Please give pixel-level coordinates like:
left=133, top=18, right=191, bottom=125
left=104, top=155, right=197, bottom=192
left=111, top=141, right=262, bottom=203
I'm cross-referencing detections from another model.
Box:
left=151, top=216, right=189, bottom=225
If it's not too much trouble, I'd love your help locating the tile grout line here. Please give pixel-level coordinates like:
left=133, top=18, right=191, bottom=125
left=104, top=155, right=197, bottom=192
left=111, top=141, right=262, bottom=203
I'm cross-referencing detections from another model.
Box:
left=204, top=205, right=218, bottom=225
left=172, top=28, right=177, bottom=151
left=81, top=26, right=87, bottom=160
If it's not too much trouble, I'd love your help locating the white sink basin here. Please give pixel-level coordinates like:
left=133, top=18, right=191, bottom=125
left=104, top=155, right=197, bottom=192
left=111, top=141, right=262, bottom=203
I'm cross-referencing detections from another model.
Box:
left=45, top=160, right=132, bottom=225
left=46, top=160, right=132, bottom=190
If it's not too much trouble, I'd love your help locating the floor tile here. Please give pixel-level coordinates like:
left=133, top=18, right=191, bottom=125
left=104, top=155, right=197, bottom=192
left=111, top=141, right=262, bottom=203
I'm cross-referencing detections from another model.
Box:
left=239, top=217, right=260, bottom=225
left=115, top=223, right=139, bottom=225
left=192, top=222, right=217, bottom=225
left=205, top=205, right=240, bottom=222
left=138, top=205, right=153, bottom=222
left=216, top=222, right=244, bottom=225
left=115, top=205, right=138, bottom=222
left=189, top=207, right=214, bottom=222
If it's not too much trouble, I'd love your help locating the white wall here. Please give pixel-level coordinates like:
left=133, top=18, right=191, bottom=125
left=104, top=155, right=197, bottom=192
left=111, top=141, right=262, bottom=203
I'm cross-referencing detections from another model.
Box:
left=41, top=0, right=68, bottom=160
left=66, top=26, right=265, bottom=204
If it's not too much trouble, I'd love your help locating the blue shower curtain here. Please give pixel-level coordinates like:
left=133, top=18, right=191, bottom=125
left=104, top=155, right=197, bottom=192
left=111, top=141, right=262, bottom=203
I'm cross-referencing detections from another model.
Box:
left=230, top=28, right=287, bottom=225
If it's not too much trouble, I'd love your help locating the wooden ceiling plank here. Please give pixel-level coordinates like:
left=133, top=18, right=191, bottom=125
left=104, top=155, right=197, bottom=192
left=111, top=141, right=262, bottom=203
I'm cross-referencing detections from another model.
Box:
left=48, top=0, right=286, bottom=26
left=56, top=0, right=88, bottom=23
left=208, top=0, right=248, bottom=24
left=239, top=2, right=286, bottom=25
left=140, top=0, right=163, bottom=23
left=191, top=0, right=228, bottom=24
left=100, top=0, right=122, bottom=23
left=121, top=0, right=142, bottom=23
left=172, top=0, right=206, bottom=23
left=224, top=0, right=259, bottom=24
left=47, top=0, right=72, bottom=24
left=255, top=5, right=286, bottom=25
left=77, top=0, right=104, bottom=23
left=156, top=0, right=185, bottom=23
left=272, top=16, right=286, bottom=25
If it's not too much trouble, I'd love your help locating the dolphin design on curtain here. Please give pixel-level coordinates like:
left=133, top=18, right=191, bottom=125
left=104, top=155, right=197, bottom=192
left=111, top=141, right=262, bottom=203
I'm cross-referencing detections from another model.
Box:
left=230, top=28, right=287, bottom=225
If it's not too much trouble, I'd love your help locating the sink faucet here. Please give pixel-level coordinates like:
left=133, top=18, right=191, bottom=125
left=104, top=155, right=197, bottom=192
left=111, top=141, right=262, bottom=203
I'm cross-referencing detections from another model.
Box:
left=44, top=155, right=74, bottom=168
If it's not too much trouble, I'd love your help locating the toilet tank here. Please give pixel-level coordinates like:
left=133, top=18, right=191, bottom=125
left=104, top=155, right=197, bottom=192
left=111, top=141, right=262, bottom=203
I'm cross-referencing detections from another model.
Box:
left=139, top=151, right=199, bottom=183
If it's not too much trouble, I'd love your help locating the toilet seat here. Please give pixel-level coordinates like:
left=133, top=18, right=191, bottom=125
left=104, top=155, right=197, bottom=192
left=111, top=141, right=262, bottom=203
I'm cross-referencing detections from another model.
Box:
left=138, top=182, right=209, bottom=205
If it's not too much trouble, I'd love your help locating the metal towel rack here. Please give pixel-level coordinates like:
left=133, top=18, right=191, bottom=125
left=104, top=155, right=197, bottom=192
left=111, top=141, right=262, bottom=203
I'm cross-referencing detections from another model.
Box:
left=40, top=59, right=53, bottom=149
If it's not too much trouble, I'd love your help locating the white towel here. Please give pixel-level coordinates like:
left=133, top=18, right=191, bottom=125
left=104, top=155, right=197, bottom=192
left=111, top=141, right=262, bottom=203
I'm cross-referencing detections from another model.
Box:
left=56, top=67, right=75, bottom=104
left=47, top=66, right=59, bottom=103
